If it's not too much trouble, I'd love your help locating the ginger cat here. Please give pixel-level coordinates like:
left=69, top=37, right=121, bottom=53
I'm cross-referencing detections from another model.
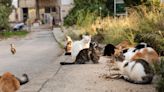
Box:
left=0, top=72, right=29, bottom=92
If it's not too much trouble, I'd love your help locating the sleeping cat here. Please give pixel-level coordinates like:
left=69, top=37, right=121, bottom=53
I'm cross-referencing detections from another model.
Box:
left=123, top=47, right=159, bottom=65
left=114, top=56, right=154, bottom=84
left=71, top=35, right=91, bottom=59
left=0, top=72, right=29, bottom=92
left=60, top=42, right=100, bottom=65
left=133, top=42, right=151, bottom=52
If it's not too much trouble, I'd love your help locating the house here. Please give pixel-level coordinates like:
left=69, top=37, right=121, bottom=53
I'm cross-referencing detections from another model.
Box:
left=10, top=0, right=73, bottom=25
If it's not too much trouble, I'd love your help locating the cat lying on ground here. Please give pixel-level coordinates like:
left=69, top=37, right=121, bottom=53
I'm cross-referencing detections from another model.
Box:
left=114, top=56, right=154, bottom=84
left=60, top=42, right=100, bottom=65
left=0, top=72, right=29, bottom=92
left=123, top=43, right=160, bottom=64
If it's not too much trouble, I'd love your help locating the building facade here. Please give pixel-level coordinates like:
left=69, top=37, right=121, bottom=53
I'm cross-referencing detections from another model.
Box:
left=10, top=0, right=74, bottom=25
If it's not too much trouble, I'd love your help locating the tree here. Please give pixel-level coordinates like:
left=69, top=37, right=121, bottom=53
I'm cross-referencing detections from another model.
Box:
left=36, top=0, right=40, bottom=19
left=0, top=0, right=12, bottom=31
left=123, top=0, right=147, bottom=6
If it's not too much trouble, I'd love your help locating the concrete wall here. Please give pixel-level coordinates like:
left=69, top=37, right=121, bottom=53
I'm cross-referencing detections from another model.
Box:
left=61, top=0, right=73, bottom=5
left=60, top=5, right=74, bottom=22
left=9, top=10, right=16, bottom=22
left=161, top=0, right=164, bottom=3
left=19, top=0, right=36, bottom=8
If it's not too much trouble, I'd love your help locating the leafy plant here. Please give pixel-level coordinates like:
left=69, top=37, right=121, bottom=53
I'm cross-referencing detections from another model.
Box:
left=154, top=58, right=164, bottom=92
left=0, top=0, right=12, bottom=31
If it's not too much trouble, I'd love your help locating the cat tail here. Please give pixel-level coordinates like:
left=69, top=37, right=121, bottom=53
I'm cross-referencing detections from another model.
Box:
left=16, top=74, right=29, bottom=85
left=60, top=62, right=75, bottom=65
left=65, top=52, right=71, bottom=55
left=122, top=75, right=153, bottom=84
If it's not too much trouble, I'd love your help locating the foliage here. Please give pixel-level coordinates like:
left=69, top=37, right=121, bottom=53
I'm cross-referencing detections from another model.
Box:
left=64, top=0, right=109, bottom=26
left=0, top=0, right=12, bottom=31
left=154, top=58, right=164, bottom=92
left=123, top=0, right=148, bottom=6
left=0, top=0, right=12, bottom=7
left=134, top=32, right=164, bottom=55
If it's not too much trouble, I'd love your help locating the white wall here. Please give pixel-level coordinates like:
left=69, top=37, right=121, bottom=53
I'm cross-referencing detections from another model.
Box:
left=61, top=0, right=73, bottom=5
left=161, top=0, right=164, bottom=3
left=12, top=0, right=18, bottom=8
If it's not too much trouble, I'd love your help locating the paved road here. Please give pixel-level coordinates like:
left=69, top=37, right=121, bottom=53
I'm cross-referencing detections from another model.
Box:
left=0, top=29, right=62, bottom=80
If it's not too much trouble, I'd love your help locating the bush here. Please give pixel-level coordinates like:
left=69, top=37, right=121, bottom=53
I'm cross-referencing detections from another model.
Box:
left=134, top=32, right=164, bottom=55
left=0, top=0, right=12, bottom=31
left=64, top=0, right=109, bottom=26
left=154, top=58, right=164, bottom=92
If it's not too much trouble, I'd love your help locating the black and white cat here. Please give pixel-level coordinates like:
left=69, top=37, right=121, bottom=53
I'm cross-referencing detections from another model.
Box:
left=60, top=42, right=100, bottom=65
left=114, top=55, right=154, bottom=84
left=133, top=42, right=151, bottom=52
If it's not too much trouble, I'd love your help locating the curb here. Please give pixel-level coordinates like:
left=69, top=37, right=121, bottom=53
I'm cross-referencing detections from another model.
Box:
left=52, top=28, right=65, bottom=48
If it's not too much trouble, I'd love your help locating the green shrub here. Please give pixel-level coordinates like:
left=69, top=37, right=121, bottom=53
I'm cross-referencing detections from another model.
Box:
left=64, top=0, right=109, bottom=26
left=134, top=32, right=164, bottom=55
left=154, top=58, right=164, bottom=92
left=0, top=0, right=12, bottom=31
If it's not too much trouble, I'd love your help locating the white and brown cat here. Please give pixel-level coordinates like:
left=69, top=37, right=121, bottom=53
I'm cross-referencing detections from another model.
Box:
left=114, top=56, right=154, bottom=84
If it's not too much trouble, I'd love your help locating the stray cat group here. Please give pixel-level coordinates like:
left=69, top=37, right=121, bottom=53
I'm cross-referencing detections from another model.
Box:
left=62, top=35, right=161, bottom=84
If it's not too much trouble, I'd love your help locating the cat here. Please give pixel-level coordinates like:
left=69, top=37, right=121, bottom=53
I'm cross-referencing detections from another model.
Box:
left=65, top=36, right=72, bottom=55
left=114, top=42, right=159, bottom=65
left=71, top=35, right=91, bottom=59
left=133, top=42, right=151, bottom=52
left=60, top=42, right=100, bottom=65
left=130, top=47, right=160, bottom=64
left=10, top=44, right=16, bottom=55
left=123, top=47, right=159, bottom=65
left=114, top=40, right=134, bottom=56
left=0, top=72, right=29, bottom=92
left=114, top=56, right=154, bottom=84
left=103, top=44, right=116, bottom=56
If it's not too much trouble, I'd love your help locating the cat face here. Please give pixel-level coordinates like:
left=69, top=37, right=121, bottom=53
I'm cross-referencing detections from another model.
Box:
left=66, top=36, right=72, bottom=42
left=82, top=35, right=91, bottom=43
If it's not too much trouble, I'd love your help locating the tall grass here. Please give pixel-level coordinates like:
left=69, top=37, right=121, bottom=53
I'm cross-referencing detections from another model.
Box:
left=65, top=5, right=164, bottom=48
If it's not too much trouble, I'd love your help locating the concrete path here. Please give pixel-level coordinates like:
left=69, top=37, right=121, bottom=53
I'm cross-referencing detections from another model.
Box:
left=18, top=27, right=156, bottom=92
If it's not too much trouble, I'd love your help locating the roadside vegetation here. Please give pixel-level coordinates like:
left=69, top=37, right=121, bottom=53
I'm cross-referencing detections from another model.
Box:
left=0, top=30, right=29, bottom=39
left=0, top=0, right=29, bottom=39
left=64, top=0, right=164, bottom=54
left=154, top=58, right=164, bottom=92
left=64, top=0, right=164, bottom=91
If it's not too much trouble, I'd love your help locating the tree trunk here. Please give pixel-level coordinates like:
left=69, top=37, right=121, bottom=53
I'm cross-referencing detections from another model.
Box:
left=36, top=0, right=40, bottom=19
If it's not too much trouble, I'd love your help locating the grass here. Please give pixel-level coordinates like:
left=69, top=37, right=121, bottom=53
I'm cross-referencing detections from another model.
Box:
left=66, top=5, right=164, bottom=47
left=0, top=30, right=29, bottom=38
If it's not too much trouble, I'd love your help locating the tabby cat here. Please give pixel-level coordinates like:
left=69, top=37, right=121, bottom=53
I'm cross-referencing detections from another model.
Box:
left=60, top=42, right=100, bottom=65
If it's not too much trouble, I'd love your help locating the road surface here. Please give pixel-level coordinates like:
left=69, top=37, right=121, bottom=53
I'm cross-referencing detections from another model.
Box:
left=0, top=28, right=62, bottom=80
